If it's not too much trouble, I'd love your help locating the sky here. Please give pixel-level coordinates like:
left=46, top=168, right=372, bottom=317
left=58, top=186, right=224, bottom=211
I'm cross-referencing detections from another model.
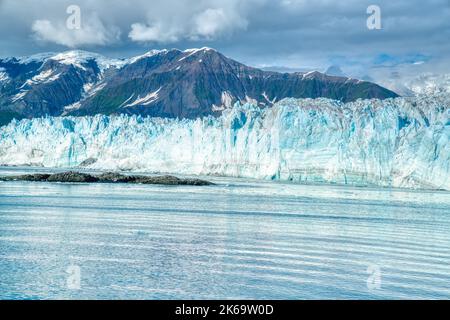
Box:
left=0, top=0, right=449, bottom=79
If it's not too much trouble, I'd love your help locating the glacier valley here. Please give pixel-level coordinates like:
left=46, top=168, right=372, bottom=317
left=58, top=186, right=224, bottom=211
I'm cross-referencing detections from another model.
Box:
left=0, top=96, right=449, bottom=190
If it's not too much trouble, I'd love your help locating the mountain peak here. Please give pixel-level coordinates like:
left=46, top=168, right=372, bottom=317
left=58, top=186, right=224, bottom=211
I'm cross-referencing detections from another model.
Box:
left=49, top=50, right=127, bottom=72
left=183, top=47, right=216, bottom=53
left=127, top=49, right=170, bottom=64
left=127, top=47, right=218, bottom=64
left=1, top=52, right=55, bottom=65
left=0, top=47, right=398, bottom=126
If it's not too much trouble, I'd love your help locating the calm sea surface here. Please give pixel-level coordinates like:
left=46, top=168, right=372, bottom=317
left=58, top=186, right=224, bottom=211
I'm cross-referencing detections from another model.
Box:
left=0, top=167, right=449, bottom=299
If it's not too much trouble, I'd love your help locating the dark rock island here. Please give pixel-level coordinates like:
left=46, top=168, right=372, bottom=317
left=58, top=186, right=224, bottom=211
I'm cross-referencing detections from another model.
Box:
left=0, top=171, right=214, bottom=186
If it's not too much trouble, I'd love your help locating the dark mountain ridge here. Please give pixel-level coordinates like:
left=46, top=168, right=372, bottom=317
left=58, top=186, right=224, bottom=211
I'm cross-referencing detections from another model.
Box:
left=0, top=48, right=398, bottom=126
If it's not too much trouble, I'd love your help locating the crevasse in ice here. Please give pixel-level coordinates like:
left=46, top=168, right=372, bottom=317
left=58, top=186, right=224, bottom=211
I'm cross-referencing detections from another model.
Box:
left=0, top=96, right=449, bottom=190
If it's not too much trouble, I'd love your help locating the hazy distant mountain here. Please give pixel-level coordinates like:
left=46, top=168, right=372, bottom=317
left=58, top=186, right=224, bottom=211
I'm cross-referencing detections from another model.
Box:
left=325, top=65, right=347, bottom=77
left=375, top=72, right=450, bottom=97
left=0, top=48, right=398, bottom=126
left=360, top=75, right=375, bottom=82
left=403, top=73, right=450, bottom=95
left=259, top=66, right=311, bottom=73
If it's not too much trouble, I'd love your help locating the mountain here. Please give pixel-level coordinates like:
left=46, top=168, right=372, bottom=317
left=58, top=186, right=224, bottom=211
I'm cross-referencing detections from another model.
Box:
left=0, top=48, right=398, bottom=126
left=402, top=73, right=450, bottom=95
left=373, top=72, right=450, bottom=97
left=1, top=96, right=448, bottom=190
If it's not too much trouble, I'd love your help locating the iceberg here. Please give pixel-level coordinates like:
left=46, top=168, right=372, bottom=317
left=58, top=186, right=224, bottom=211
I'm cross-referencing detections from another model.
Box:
left=0, top=96, right=449, bottom=190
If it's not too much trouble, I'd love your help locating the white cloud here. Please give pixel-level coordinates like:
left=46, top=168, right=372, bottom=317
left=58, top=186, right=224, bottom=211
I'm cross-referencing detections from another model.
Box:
left=129, top=23, right=181, bottom=43
left=0, top=0, right=446, bottom=76
left=128, top=1, right=252, bottom=43
left=193, top=8, right=248, bottom=39
left=31, top=13, right=120, bottom=48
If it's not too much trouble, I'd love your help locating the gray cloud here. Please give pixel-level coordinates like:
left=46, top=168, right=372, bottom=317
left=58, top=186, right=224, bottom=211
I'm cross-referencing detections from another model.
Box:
left=128, top=0, right=253, bottom=43
left=0, top=0, right=448, bottom=78
left=31, top=12, right=121, bottom=47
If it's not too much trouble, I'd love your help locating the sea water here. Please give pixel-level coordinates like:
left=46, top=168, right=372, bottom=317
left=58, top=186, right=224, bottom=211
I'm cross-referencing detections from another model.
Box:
left=0, top=167, right=449, bottom=299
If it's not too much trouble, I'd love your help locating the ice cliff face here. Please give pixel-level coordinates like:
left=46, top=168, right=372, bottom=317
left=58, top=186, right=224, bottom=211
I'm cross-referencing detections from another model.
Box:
left=0, top=96, right=448, bottom=190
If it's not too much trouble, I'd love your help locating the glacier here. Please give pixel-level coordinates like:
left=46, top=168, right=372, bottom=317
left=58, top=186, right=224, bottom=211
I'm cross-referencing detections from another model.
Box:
left=0, top=96, right=449, bottom=190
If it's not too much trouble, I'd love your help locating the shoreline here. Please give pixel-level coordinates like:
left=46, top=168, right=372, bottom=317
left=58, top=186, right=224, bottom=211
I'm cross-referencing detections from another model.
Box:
left=0, top=171, right=214, bottom=186
left=0, top=165, right=448, bottom=193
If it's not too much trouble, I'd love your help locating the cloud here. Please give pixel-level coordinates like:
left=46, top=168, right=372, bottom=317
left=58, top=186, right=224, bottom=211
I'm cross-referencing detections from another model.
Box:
left=0, top=0, right=448, bottom=78
left=192, top=8, right=248, bottom=39
left=128, top=0, right=252, bottom=43
left=129, top=23, right=181, bottom=43
left=31, top=13, right=120, bottom=47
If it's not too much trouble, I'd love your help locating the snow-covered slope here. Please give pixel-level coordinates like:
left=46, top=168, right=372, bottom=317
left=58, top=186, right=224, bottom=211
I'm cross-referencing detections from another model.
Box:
left=404, top=73, right=450, bottom=95
left=49, top=50, right=127, bottom=72
left=5, top=50, right=126, bottom=72
left=0, top=96, right=448, bottom=190
left=379, top=73, right=450, bottom=97
left=0, top=68, right=9, bottom=83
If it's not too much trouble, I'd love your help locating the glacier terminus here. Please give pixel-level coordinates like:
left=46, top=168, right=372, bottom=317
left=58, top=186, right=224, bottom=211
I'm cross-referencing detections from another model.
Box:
left=0, top=95, right=448, bottom=191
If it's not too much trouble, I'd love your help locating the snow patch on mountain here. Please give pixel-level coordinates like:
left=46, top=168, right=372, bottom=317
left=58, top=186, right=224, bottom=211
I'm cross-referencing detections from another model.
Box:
left=3, top=52, right=55, bottom=65
left=179, top=47, right=215, bottom=61
left=11, top=90, right=28, bottom=102
left=0, top=68, right=9, bottom=83
left=301, top=71, right=320, bottom=79
left=2, top=50, right=128, bottom=73
left=262, top=92, right=277, bottom=104
left=26, top=69, right=61, bottom=85
left=83, top=82, right=106, bottom=98
left=63, top=102, right=82, bottom=112
left=123, top=87, right=162, bottom=107
left=127, top=49, right=169, bottom=64
left=50, top=50, right=126, bottom=72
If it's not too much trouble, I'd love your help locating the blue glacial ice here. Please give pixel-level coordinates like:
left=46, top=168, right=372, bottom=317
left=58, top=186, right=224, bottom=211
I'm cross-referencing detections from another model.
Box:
left=0, top=96, right=449, bottom=190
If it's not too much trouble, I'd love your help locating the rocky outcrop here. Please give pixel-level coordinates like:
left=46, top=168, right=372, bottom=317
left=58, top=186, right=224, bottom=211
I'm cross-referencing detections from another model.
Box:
left=46, top=172, right=99, bottom=183
left=0, top=171, right=214, bottom=186
left=78, top=158, right=98, bottom=167
left=6, top=173, right=51, bottom=181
